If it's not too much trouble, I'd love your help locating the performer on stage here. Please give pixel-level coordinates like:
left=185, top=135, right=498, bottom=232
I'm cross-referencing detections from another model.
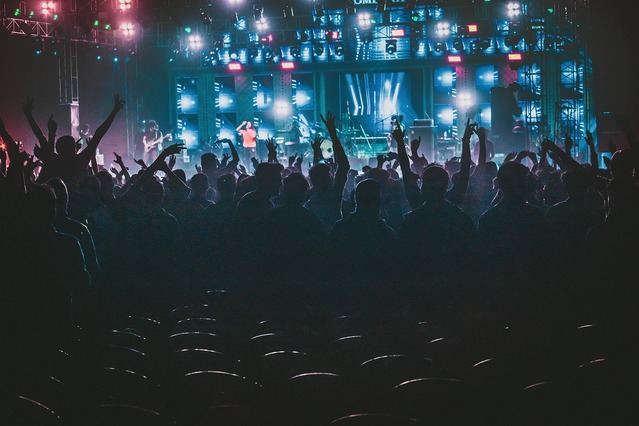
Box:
left=236, top=120, right=257, bottom=165
left=142, top=120, right=169, bottom=164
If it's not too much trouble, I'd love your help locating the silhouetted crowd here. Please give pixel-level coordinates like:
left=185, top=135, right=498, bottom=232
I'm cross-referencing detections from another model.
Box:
left=2, top=96, right=639, bottom=425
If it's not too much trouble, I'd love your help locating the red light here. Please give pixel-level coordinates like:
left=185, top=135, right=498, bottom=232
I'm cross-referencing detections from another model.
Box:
left=327, top=30, right=340, bottom=40
left=467, top=24, right=478, bottom=33
left=508, top=53, right=523, bottom=61
left=281, top=61, right=295, bottom=70
left=228, top=62, right=242, bottom=72
left=447, top=55, right=462, bottom=63
left=391, top=28, right=405, bottom=37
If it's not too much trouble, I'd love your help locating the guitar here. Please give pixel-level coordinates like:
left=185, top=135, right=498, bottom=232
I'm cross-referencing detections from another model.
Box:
left=143, top=133, right=173, bottom=153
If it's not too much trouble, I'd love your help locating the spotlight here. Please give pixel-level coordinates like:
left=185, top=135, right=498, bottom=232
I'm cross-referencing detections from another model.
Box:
left=457, top=91, right=474, bottom=111
left=467, top=24, right=479, bottom=34
left=357, top=12, right=373, bottom=29
left=447, top=55, right=462, bottom=64
left=452, top=38, right=464, bottom=52
left=281, top=61, right=295, bottom=70
left=507, top=2, right=522, bottom=18
left=256, top=16, right=268, bottom=32
left=385, top=39, right=397, bottom=54
left=290, top=44, right=301, bottom=58
left=120, top=22, right=135, bottom=38
left=118, top=0, right=132, bottom=11
left=40, top=1, right=57, bottom=17
left=410, top=10, right=420, bottom=23
left=435, top=21, right=451, bottom=38
left=312, top=42, right=324, bottom=56
left=327, top=30, right=340, bottom=41
left=227, top=0, right=242, bottom=5
left=433, top=41, right=447, bottom=53
left=275, top=99, right=291, bottom=117
left=438, top=108, right=455, bottom=126
left=391, top=28, right=405, bottom=37
left=334, top=43, right=344, bottom=56
left=508, top=52, right=523, bottom=61
left=248, top=44, right=259, bottom=59
left=188, top=34, right=203, bottom=51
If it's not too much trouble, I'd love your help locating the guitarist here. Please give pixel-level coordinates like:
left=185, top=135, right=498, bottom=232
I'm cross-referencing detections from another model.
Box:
left=142, top=120, right=165, bottom=164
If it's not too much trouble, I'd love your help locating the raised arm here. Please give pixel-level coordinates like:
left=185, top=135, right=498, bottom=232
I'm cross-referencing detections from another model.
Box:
left=22, top=98, right=49, bottom=150
left=321, top=112, right=350, bottom=194
left=585, top=130, right=599, bottom=169
left=393, top=124, right=421, bottom=210
left=81, top=94, right=124, bottom=162
left=265, top=137, right=278, bottom=164
left=223, top=137, right=240, bottom=166
left=447, top=118, right=472, bottom=206
left=541, top=139, right=580, bottom=171
left=113, top=152, right=131, bottom=182
left=0, top=116, right=26, bottom=196
left=310, top=135, right=324, bottom=166
left=477, top=127, right=487, bottom=165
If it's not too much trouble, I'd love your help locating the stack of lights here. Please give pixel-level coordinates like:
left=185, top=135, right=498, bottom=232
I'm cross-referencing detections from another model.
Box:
left=507, top=2, right=522, bottom=18
left=358, top=12, right=373, bottom=29
left=40, top=1, right=56, bottom=17
left=188, top=35, right=203, bottom=51
left=256, top=17, right=268, bottom=32
left=467, top=24, right=478, bottom=34
left=118, top=0, right=133, bottom=11
left=120, top=22, right=135, bottom=37
left=436, top=22, right=451, bottom=38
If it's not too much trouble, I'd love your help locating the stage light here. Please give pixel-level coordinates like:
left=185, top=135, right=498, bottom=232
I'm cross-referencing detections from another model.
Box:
left=256, top=16, right=268, bottom=32
left=457, top=91, right=474, bottom=111
left=113, top=56, right=119, bottom=63
left=118, top=0, right=132, bottom=11
left=467, top=24, right=478, bottom=34
left=184, top=27, right=192, bottom=33
left=313, top=42, right=324, bottom=56
left=447, top=55, right=462, bottom=63
left=438, top=71, right=454, bottom=86
left=281, top=61, right=295, bottom=70
left=40, top=2, right=57, bottom=17
left=290, top=44, right=300, bottom=58
left=96, top=55, right=102, bottom=61
left=326, top=30, right=340, bottom=41
left=410, top=10, right=420, bottom=22
left=227, top=0, right=242, bottom=5
left=391, top=28, right=405, bottom=37
left=508, top=52, right=523, bottom=61
left=104, top=23, right=112, bottom=30
left=334, top=43, right=344, bottom=56
left=120, top=22, right=135, bottom=38
left=259, top=34, right=273, bottom=44
left=385, top=39, right=397, bottom=54
left=507, top=2, right=521, bottom=18
left=452, top=38, right=464, bottom=52
left=187, top=34, right=203, bottom=51
left=275, top=99, right=291, bottom=117
left=13, top=8, right=21, bottom=17
left=435, top=21, right=451, bottom=38
left=93, top=19, right=100, bottom=28
left=218, top=94, right=233, bottom=108
left=357, top=12, right=373, bottom=29
left=438, top=108, right=455, bottom=126
left=228, top=62, right=242, bottom=71
left=433, top=41, right=447, bottom=53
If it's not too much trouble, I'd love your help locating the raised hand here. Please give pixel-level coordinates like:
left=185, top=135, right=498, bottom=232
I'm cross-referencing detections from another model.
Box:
left=110, top=166, right=119, bottom=175
left=113, top=94, right=125, bottom=112
left=134, top=158, right=147, bottom=169
left=160, top=143, right=185, bottom=159
left=311, top=135, right=324, bottom=152
left=168, top=154, right=177, bottom=170
left=113, top=151, right=125, bottom=166
left=503, top=152, right=517, bottom=163
left=221, top=152, right=230, bottom=166
left=387, top=151, right=399, bottom=161
left=195, top=164, right=202, bottom=174
left=585, top=130, right=594, bottom=146
left=294, top=154, right=303, bottom=169
left=462, top=118, right=476, bottom=143
left=376, top=154, right=387, bottom=168
left=265, top=137, right=277, bottom=162
left=409, top=136, right=421, bottom=158
left=320, top=112, right=337, bottom=134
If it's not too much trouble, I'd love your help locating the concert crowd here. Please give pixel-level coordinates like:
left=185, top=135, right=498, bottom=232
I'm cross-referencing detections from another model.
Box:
left=1, top=94, right=638, bottom=425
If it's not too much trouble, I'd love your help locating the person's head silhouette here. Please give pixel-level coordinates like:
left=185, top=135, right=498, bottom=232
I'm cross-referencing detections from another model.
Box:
left=496, top=161, right=529, bottom=201
left=421, top=165, right=449, bottom=202
left=355, top=178, right=381, bottom=216
left=562, top=167, right=592, bottom=200
left=254, top=162, right=283, bottom=197
left=56, top=135, right=77, bottom=157
left=190, top=173, right=209, bottom=198
left=201, top=153, right=217, bottom=174
left=609, top=149, right=634, bottom=181
left=217, top=173, right=237, bottom=201
left=142, top=179, right=164, bottom=208
left=281, top=172, right=309, bottom=206
left=309, top=163, right=332, bottom=191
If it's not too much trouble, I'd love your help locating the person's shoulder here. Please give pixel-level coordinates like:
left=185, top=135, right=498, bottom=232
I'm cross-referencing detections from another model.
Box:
left=52, top=229, right=82, bottom=251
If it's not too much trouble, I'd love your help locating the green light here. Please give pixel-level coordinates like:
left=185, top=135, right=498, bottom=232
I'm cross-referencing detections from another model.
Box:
left=105, top=23, right=112, bottom=30
left=53, top=14, right=59, bottom=21
left=28, top=10, right=35, bottom=18
left=93, top=19, right=100, bottom=27
left=184, top=27, right=192, bottom=33
left=13, top=8, right=21, bottom=17
left=547, top=8, right=554, bottom=14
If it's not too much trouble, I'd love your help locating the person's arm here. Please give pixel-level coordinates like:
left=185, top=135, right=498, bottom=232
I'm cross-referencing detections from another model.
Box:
left=223, top=137, right=240, bottom=166
left=564, top=132, right=573, bottom=159
left=46, top=114, right=57, bottom=155
left=310, top=135, right=324, bottom=166
left=585, top=130, right=599, bottom=169
left=478, top=128, right=487, bottom=165
left=80, top=94, right=124, bottom=163
left=376, top=154, right=387, bottom=169
left=117, top=143, right=185, bottom=202
left=0, top=116, right=26, bottom=196
left=22, top=97, right=49, bottom=150
left=321, top=112, right=350, bottom=194
left=541, top=139, right=580, bottom=171
left=158, top=159, right=190, bottom=193
left=235, top=121, right=247, bottom=132
left=265, top=137, right=278, bottom=163
left=393, top=124, right=421, bottom=210
left=113, top=152, right=131, bottom=182
left=448, top=118, right=473, bottom=206
left=0, top=146, right=6, bottom=177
